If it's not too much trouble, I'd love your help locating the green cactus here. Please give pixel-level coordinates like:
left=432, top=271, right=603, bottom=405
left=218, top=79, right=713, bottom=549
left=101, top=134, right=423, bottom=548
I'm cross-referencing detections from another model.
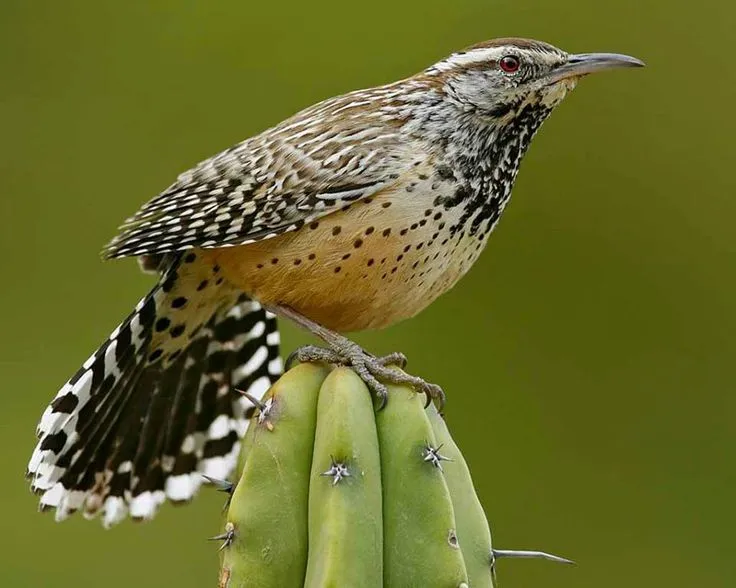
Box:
left=214, top=362, right=571, bottom=588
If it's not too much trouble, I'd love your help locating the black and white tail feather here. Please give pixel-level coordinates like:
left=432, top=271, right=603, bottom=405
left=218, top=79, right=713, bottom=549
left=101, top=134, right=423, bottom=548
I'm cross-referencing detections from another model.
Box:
left=27, top=252, right=282, bottom=527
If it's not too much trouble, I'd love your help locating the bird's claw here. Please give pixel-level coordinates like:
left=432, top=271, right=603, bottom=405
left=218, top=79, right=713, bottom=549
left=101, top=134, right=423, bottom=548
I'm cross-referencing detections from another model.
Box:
left=371, top=351, right=408, bottom=369
left=286, top=344, right=443, bottom=410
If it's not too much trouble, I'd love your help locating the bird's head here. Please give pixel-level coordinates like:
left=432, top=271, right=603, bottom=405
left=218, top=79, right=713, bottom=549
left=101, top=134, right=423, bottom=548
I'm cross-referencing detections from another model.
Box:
left=425, top=38, right=644, bottom=120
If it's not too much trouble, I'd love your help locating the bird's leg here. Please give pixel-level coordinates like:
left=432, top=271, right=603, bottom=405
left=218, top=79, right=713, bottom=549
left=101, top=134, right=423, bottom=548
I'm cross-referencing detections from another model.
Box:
left=272, top=305, right=444, bottom=410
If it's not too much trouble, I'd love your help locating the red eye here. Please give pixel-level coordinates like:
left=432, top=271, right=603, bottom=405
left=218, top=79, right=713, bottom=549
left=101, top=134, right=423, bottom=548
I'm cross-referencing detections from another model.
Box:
left=499, top=55, right=521, bottom=73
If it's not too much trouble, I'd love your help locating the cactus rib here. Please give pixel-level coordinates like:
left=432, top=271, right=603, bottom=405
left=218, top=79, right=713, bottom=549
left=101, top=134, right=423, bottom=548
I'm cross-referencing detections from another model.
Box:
left=376, top=378, right=469, bottom=587
left=304, top=367, right=383, bottom=588
left=220, top=363, right=327, bottom=588
left=427, top=404, right=495, bottom=588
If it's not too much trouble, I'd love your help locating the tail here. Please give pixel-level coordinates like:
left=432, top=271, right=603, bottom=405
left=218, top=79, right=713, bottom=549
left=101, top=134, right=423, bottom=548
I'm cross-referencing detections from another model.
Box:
left=26, top=253, right=282, bottom=527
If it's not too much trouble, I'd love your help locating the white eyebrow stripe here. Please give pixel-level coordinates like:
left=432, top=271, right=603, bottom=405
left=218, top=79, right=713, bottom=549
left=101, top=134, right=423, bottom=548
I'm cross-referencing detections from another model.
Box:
left=432, top=47, right=508, bottom=71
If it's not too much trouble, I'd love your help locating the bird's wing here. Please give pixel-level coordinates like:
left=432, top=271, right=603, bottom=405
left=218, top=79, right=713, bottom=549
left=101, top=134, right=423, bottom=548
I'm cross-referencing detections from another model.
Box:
left=102, top=97, right=414, bottom=259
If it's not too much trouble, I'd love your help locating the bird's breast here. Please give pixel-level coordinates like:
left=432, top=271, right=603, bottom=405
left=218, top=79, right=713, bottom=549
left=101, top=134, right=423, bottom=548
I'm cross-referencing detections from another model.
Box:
left=202, top=166, right=501, bottom=333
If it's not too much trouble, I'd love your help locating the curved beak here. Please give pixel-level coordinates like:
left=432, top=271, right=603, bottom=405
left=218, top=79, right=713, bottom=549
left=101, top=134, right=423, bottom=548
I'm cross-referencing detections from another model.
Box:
left=547, top=52, right=645, bottom=84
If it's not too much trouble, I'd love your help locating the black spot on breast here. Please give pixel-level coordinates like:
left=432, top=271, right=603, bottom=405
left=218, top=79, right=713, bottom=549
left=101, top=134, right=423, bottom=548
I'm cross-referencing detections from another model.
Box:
left=444, top=185, right=470, bottom=210
left=436, top=165, right=456, bottom=181
left=170, top=324, right=186, bottom=338
left=155, top=318, right=171, bottom=332
left=171, top=297, right=187, bottom=309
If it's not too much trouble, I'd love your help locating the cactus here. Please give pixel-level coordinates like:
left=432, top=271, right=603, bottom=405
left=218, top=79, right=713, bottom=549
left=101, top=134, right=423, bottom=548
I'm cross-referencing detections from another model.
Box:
left=214, top=362, right=571, bottom=588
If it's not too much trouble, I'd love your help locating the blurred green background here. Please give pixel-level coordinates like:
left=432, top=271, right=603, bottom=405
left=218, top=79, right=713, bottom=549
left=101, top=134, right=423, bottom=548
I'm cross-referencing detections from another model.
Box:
left=1, top=0, right=734, bottom=586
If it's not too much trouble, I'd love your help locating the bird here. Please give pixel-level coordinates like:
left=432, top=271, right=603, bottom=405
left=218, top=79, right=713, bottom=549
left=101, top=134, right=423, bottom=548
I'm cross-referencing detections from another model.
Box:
left=27, top=37, right=644, bottom=527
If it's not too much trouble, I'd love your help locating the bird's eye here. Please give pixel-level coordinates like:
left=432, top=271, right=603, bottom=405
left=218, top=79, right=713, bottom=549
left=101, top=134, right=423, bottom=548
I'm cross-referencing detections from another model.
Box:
left=499, top=55, right=521, bottom=73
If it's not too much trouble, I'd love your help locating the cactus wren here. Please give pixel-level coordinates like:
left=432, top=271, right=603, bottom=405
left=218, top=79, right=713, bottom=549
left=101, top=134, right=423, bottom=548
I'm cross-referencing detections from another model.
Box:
left=28, top=38, right=643, bottom=526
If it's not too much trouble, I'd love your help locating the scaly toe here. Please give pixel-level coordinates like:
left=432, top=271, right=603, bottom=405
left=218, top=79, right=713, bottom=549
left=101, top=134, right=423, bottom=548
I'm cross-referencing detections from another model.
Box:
left=342, top=351, right=390, bottom=409
left=373, top=352, right=408, bottom=369
left=421, top=382, right=446, bottom=410
left=284, top=342, right=438, bottom=411
left=366, top=378, right=389, bottom=411
left=286, top=344, right=345, bottom=370
left=363, top=359, right=444, bottom=410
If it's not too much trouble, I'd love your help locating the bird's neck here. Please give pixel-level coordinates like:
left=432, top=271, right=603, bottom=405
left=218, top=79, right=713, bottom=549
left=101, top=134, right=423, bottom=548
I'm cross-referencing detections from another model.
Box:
left=404, top=89, right=554, bottom=239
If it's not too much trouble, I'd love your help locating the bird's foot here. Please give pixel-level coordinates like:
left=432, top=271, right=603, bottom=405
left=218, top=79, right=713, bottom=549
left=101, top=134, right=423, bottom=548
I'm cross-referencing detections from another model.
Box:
left=287, top=343, right=444, bottom=410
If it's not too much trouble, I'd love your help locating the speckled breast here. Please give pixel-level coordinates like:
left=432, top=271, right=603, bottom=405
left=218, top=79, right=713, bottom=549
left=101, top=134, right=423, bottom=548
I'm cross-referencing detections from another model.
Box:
left=202, top=170, right=493, bottom=333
